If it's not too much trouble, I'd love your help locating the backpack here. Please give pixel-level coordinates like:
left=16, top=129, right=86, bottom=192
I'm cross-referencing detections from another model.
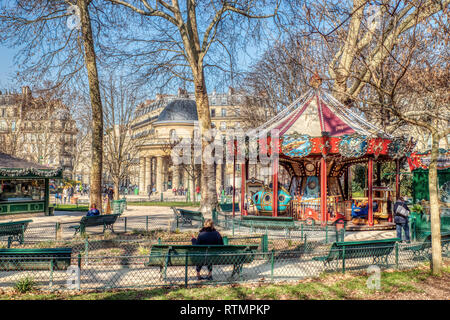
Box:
left=395, top=203, right=409, bottom=218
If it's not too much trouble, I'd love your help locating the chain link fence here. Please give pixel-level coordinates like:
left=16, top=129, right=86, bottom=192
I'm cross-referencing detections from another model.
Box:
left=0, top=237, right=447, bottom=291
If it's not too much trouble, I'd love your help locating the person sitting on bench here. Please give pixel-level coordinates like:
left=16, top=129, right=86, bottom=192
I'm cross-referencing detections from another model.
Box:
left=87, top=203, right=100, bottom=217
left=191, top=219, right=223, bottom=280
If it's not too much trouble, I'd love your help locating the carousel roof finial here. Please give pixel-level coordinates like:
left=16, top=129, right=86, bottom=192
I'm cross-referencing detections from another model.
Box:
left=309, top=71, right=322, bottom=89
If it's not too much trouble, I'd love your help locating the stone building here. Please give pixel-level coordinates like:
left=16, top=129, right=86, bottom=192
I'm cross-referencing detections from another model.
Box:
left=0, top=87, right=77, bottom=178
left=131, top=88, right=263, bottom=196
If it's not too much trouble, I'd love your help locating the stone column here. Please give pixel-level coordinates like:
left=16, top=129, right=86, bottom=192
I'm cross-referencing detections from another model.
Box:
left=139, top=157, right=146, bottom=195
left=145, top=157, right=151, bottom=192
left=173, top=164, right=180, bottom=190
left=156, top=156, right=163, bottom=193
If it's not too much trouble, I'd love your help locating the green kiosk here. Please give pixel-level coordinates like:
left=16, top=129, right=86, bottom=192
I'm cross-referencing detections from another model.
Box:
left=0, top=153, right=62, bottom=217
left=407, top=149, right=450, bottom=240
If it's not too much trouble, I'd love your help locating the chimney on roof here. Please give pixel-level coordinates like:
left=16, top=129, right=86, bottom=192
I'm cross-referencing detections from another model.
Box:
left=22, top=86, right=31, bottom=99
left=228, top=86, right=235, bottom=95
left=177, top=88, right=188, bottom=98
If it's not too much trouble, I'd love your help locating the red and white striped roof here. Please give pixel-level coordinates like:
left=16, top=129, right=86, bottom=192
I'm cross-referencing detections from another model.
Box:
left=255, top=89, right=392, bottom=138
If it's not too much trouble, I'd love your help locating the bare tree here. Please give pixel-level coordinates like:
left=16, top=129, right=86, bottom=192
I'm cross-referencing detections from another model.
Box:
left=358, top=13, right=449, bottom=274
left=102, top=0, right=279, bottom=212
left=102, top=74, right=143, bottom=200
left=0, top=0, right=106, bottom=211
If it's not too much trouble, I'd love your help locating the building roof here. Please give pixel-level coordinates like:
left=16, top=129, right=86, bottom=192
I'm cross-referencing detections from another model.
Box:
left=154, top=99, right=198, bottom=124
left=254, top=89, right=392, bottom=139
left=0, top=152, right=62, bottom=178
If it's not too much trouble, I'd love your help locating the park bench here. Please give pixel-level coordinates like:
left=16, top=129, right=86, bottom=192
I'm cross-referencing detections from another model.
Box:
left=219, top=203, right=240, bottom=213
left=0, top=248, right=72, bottom=271
left=236, top=215, right=297, bottom=235
left=145, top=244, right=259, bottom=281
left=403, top=231, right=450, bottom=260
left=0, top=220, right=33, bottom=248
left=172, top=207, right=204, bottom=228
left=312, top=238, right=401, bottom=270
left=69, top=214, right=120, bottom=236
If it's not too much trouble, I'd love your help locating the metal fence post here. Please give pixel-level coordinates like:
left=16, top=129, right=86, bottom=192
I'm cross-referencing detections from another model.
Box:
left=185, top=253, right=189, bottom=288
left=124, top=217, right=127, bottom=233
left=301, top=223, right=304, bottom=242
left=270, top=250, right=274, bottom=281
left=146, top=216, right=149, bottom=232
left=261, top=234, right=268, bottom=253
left=84, top=239, right=89, bottom=266
left=223, top=236, right=229, bottom=245
left=49, top=259, right=54, bottom=288
left=325, top=225, right=328, bottom=244
left=395, top=242, right=399, bottom=269
left=55, top=222, right=61, bottom=241
left=342, top=246, right=346, bottom=274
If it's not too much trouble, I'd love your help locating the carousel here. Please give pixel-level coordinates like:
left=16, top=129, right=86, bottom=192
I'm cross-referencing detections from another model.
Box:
left=233, top=80, right=415, bottom=230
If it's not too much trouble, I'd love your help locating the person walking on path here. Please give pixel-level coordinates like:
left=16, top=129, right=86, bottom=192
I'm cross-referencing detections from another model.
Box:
left=393, top=196, right=411, bottom=243
left=63, top=187, right=68, bottom=204
left=191, top=219, right=223, bottom=281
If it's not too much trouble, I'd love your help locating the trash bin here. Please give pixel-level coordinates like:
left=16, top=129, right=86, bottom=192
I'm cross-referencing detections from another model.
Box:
left=134, top=188, right=139, bottom=195
left=47, top=206, right=55, bottom=216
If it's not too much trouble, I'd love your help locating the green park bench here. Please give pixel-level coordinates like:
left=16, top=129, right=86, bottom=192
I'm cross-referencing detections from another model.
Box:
left=312, top=238, right=401, bottom=270
left=403, top=231, right=450, bottom=260
left=0, top=248, right=72, bottom=271
left=0, top=220, right=33, bottom=248
left=219, top=203, right=240, bottom=213
left=236, top=216, right=297, bottom=235
left=69, top=214, right=120, bottom=236
left=145, top=244, right=259, bottom=281
left=172, top=208, right=204, bottom=228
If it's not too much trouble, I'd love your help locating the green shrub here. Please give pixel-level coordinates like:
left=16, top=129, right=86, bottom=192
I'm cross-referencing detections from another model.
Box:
left=15, top=276, right=36, bottom=293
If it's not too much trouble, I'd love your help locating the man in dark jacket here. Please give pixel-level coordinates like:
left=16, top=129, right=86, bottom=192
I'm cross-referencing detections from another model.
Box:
left=191, top=219, right=223, bottom=280
left=393, top=197, right=410, bottom=242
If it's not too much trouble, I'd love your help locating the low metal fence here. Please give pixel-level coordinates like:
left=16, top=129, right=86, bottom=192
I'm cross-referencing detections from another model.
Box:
left=0, top=240, right=447, bottom=291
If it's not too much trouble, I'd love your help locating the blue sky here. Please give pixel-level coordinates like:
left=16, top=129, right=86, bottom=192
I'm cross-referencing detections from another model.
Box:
left=0, top=45, right=17, bottom=89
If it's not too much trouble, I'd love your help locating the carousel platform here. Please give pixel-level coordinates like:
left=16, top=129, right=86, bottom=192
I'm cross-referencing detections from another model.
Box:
left=345, top=222, right=396, bottom=231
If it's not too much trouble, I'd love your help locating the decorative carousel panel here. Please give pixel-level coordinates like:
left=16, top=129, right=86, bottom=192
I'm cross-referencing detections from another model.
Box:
left=338, top=134, right=368, bottom=158
left=280, top=133, right=312, bottom=158
left=366, top=138, right=390, bottom=157
left=388, top=137, right=415, bottom=159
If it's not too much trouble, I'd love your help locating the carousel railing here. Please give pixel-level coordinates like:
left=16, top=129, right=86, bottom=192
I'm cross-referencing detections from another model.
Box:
left=287, top=197, right=351, bottom=222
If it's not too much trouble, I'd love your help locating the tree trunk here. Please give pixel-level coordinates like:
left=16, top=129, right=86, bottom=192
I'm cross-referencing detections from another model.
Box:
left=193, top=71, right=218, bottom=213
left=78, top=0, right=104, bottom=212
left=113, top=177, right=120, bottom=201
left=429, top=132, right=442, bottom=274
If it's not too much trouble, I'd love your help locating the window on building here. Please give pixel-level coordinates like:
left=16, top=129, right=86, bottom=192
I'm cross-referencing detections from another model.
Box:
left=169, top=129, right=177, bottom=141
left=235, top=108, right=240, bottom=116
left=211, top=109, right=216, bottom=117
left=220, top=122, right=226, bottom=131
left=1, top=109, right=5, bottom=117
left=221, top=108, right=226, bottom=117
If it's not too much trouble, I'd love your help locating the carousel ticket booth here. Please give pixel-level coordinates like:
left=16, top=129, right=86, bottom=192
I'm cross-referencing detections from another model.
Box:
left=0, top=153, right=62, bottom=218
left=236, top=86, right=415, bottom=230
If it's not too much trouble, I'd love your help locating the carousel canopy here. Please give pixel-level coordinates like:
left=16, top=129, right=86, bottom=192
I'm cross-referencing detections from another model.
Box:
left=255, top=89, right=392, bottom=138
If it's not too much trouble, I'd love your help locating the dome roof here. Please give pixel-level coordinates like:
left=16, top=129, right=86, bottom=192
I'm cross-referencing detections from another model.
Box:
left=154, top=99, right=198, bottom=124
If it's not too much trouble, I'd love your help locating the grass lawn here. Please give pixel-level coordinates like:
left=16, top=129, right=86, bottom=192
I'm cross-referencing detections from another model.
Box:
left=51, top=202, right=200, bottom=211
left=2, top=263, right=448, bottom=300
left=53, top=204, right=89, bottom=212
